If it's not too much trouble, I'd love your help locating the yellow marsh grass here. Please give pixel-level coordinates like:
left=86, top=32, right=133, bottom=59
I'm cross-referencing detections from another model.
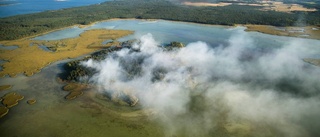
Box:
left=245, top=25, right=320, bottom=40
left=0, top=106, right=9, bottom=118
left=1, top=92, right=24, bottom=108
left=0, top=29, right=133, bottom=77
left=0, top=85, right=12, bottom=91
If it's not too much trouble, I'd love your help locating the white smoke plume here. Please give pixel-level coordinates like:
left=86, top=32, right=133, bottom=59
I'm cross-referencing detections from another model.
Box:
left=82, top=31, right=320, bottom=137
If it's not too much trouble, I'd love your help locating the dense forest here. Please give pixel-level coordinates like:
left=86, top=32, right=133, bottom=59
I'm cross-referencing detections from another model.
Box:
left=0, top=0, right=319, bottom=40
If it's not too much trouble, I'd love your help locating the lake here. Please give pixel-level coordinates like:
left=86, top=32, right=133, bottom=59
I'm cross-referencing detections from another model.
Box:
left=1, top=19, right=320, bottom=137
left=0, top=0, right=110, bottom=18
left=34, top=19, right=320, bottom=58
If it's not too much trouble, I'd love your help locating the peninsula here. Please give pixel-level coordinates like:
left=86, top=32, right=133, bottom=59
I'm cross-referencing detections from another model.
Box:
left=0, top=29, right=133, bottom=77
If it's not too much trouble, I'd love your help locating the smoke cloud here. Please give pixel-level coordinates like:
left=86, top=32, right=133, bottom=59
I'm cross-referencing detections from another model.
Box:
left=82, top=30, right=320, bottom=137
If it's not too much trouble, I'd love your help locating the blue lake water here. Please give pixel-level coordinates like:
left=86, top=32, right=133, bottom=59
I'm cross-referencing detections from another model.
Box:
left=0, top=0, right=110, bottom=18
left=34, top=19, right=320, bottom=58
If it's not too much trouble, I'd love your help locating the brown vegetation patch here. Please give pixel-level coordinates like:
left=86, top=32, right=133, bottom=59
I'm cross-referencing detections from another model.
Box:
left=63, top=83, right=79, bottom=91
left=244, top=25, right=320, bottom=40
left=261, top=2, right=317, bottom=13
left=0, top=106, right=9, bottom=118
left=27, top=99, right=36, bottom=105
left=66, top=91, right=84, bottom=100
left=236, top=1, right=317, bottom=13
left=0, top=85, right=12, bottom=91
left=63, top=83, right=90, bottom=100
left=0, top=29, right=133, bottom=77
left=1, top=92, right=24, bottom=108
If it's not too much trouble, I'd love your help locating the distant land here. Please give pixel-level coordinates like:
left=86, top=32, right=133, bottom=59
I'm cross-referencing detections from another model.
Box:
left=183, top=1, right=317, bottom=13
left=0, top=0, right=109, bottom=17
left=0, top=1, right=320, bottom=137
left=0, top=0, right=319, bottom=41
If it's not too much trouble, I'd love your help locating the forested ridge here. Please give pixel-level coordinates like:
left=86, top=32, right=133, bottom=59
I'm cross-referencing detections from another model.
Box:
left=1, top=0, right=319, bottom=41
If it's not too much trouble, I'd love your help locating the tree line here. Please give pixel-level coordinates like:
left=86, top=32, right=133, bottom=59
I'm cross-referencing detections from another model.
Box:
left=0, top=0, right=319, bottom=40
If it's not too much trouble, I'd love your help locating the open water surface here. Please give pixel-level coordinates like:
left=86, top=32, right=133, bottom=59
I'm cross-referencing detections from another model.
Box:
left=0, top=0, right=110, bottom=17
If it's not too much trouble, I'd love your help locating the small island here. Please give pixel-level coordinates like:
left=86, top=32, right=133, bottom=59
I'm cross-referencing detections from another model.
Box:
left=27, top=99, right=36, bottom=105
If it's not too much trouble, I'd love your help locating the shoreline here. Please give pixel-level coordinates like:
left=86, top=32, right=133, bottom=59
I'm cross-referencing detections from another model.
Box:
left=2, top=18, right=319, bottom=43
left=1, top=18, right=319, bottom=77
left=54, top=18, right=320, bottom=41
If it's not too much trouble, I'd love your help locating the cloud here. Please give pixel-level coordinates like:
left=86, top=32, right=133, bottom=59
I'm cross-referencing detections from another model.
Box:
left=82, top=30, right=320, bottom=137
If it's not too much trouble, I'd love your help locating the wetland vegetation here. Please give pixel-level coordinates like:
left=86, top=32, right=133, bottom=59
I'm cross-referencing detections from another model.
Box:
left=0, top=29, right=133, bottom=77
